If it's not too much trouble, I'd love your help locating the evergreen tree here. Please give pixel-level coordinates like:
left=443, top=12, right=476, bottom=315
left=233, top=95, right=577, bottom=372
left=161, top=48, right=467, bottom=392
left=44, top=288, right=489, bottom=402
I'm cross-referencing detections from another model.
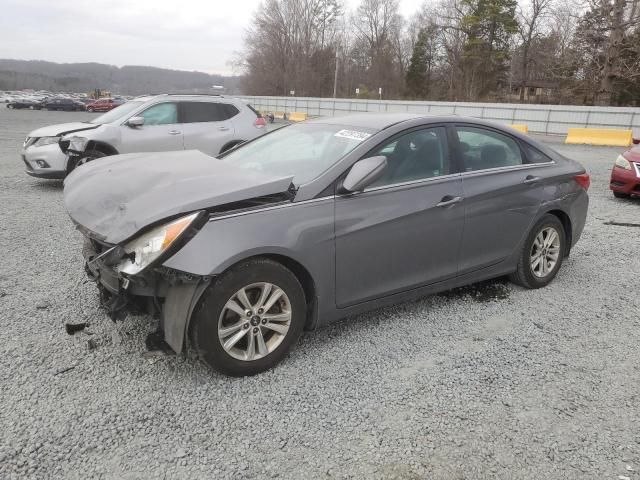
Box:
left=460, top=0, right=518, bottom=98
left=405, top=27, right=436, bottom=98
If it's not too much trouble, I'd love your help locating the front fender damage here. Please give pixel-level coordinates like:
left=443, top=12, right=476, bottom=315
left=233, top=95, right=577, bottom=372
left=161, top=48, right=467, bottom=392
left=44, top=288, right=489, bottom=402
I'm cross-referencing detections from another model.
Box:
left=161, top=279, right=210, bottom=354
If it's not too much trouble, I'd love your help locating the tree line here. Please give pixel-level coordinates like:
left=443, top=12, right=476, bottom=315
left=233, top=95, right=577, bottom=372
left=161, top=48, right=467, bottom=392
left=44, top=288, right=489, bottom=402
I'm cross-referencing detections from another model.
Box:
left=238, top=0, right=640, bottom=106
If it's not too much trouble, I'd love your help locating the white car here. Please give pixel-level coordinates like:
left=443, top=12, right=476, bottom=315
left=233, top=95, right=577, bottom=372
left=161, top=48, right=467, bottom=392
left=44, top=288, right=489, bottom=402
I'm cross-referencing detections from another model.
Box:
left=21, top=94, right=267, bottom=179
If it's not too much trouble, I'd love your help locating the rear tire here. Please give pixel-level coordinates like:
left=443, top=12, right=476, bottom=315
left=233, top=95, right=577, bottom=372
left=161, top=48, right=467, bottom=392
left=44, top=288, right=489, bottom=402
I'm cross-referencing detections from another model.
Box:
left=613, top=191, right=629, bottom=199
left=509, top=214, right=566, bottom=289
left=190, top=258, right=306, bottom=376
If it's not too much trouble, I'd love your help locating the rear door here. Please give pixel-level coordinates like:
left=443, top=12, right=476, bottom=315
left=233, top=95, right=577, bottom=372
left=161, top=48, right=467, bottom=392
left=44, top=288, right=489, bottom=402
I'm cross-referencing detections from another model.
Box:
left=334, top=126, right=464, bottom=307
left=180, top=101, right=236, bottom=155
left=453, top=124, right=553, bottom=274
left=119, top=101, right=183, bottom=153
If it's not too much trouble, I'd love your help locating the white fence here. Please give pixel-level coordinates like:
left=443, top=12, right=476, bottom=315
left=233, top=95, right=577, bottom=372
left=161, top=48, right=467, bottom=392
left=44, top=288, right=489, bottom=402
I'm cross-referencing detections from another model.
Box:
left=237, top=95, right=640, bottom=137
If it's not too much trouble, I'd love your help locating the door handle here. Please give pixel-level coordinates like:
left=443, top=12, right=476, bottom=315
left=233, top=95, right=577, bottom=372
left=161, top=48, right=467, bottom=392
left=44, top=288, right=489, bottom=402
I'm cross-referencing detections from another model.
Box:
left=523, top=175, right=541, bottom=184
left=218, top=126, right=230, bottom=131
left=168, top=130, right=181, bottom=135
left=436, top=195, right=463, bottom=207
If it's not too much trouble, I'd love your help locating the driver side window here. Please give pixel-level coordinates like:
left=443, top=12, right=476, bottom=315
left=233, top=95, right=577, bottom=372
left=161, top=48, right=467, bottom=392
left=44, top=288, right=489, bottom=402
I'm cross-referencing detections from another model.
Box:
left=370, top=127, right=450, bottom=187
left=140, top=102, right=178, bottom=126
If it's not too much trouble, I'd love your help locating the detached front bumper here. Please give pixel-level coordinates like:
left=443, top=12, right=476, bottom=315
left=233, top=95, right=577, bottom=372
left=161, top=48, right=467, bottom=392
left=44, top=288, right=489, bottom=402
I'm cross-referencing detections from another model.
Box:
left=81, top=236, right=209, bottom=353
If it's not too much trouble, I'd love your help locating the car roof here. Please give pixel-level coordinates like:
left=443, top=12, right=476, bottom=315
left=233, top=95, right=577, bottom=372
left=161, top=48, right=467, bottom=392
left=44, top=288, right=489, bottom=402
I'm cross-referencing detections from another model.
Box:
left=307, top=113, right=430, bottom=131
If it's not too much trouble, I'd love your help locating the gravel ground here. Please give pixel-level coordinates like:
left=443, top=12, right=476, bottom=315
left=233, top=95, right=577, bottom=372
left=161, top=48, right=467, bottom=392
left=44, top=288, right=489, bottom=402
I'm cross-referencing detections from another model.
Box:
left=1, top=107, right=639, bottom=480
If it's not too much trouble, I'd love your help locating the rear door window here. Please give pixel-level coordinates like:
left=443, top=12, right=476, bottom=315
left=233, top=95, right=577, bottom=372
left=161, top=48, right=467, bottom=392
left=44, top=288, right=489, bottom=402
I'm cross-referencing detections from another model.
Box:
left=456, top=126, right=524, bottom=171
left=181, top=102, right=238, bottom=123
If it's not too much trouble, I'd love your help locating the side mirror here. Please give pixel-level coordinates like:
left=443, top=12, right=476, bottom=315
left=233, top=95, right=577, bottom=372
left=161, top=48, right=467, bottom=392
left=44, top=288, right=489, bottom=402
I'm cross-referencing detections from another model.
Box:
left=126, top=116, right=144, bottom=128
left=633, top=137, right=639, bottom=145
left=340, top=156, right=387, bottom=194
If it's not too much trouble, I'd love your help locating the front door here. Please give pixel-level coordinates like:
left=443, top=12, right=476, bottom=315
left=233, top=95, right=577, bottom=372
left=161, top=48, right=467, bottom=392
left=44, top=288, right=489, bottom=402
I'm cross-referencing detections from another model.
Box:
left=334, top=126, right=465, bottom=308
left=119, top=102, right=184, bottom=153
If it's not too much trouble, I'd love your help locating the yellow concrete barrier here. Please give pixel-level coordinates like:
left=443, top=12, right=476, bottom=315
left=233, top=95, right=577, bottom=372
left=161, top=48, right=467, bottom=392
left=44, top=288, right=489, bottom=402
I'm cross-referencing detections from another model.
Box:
left=565, top=128, right=633, bottom=147
left=288, top=112, right=308, bottom=122
left=510, top=124, right=528, bottom=134
left=273, top=111, right=286, bottom=120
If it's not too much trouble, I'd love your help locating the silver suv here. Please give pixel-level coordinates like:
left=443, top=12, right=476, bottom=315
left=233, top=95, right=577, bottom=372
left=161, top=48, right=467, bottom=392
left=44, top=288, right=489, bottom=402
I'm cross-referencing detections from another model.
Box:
left=21, top=94, right=266, bottom=179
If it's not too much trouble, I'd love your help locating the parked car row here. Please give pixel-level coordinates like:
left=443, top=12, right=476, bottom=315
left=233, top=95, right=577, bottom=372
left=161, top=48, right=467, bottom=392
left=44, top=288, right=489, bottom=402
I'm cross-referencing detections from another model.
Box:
left=7, top=96, right=127, bottom=112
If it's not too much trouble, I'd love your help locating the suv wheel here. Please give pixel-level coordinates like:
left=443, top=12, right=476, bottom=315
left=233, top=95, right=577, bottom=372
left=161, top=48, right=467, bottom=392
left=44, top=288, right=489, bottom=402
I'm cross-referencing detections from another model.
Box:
left=67, top=149, right=107, bottom=175
left=190, top=258, right=306, bottom=376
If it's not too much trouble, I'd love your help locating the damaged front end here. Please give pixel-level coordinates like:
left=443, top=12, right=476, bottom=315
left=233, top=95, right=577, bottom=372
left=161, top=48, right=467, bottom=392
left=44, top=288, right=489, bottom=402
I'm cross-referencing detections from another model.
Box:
left=80, top=211, right=211, bottom=353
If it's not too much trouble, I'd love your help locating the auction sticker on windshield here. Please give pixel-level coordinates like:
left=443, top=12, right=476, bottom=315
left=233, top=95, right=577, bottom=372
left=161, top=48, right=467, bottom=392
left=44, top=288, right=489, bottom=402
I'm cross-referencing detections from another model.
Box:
left=334, top=130, right=371, bottom=142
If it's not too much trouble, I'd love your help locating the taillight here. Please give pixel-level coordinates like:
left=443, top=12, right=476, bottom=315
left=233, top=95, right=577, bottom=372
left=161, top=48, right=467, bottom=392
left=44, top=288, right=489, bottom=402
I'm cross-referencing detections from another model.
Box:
left=574, top=173, right=590, bottom=191
left=254, top=117, right=266, bottom=129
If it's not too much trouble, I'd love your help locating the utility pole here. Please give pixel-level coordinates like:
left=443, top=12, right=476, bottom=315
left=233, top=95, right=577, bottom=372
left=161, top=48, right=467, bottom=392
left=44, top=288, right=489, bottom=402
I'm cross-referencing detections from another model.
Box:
left=333, top=51, right=339, bottom=98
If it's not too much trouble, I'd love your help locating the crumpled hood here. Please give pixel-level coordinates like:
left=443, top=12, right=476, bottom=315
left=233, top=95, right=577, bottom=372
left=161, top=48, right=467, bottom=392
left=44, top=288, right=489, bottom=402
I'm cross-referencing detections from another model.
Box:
left=63, top=150, right=294, bottom=244
left=28, top=122, right=99, bottom=138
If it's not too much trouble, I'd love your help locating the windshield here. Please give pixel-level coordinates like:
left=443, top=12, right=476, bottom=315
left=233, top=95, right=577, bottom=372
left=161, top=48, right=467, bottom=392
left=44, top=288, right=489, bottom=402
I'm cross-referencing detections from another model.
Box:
left=224, top=123, right=374, bottom=185
left=89, top=101, right=143, bottom=124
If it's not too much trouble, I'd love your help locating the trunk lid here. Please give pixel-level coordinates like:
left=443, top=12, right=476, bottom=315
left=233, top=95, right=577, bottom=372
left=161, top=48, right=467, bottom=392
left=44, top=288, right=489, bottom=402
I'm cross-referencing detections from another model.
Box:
left=63, top=150, right=294, bottom=244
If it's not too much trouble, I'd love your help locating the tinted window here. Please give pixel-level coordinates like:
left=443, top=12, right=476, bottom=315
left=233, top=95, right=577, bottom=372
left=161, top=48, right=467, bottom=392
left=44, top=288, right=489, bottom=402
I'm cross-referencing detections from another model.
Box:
left=370, top=127, right=450, bottom=187
left=181, top=102, right=238, bottom=123
left=140, top=103, right=178, bottom=125
left=456, top=127, right=523, bottom=171
left=523, top=143, right=552, bottom=163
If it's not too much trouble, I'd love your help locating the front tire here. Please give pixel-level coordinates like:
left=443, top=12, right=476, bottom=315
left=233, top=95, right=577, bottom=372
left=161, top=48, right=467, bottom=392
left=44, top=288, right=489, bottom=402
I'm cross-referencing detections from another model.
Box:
left=190, top=258, right=306, bottom=376
left=509, top=214, right=566, bottom=289
left=66, top=149, right=107, bottom=175
left=613, top=191, right=629, bottom=199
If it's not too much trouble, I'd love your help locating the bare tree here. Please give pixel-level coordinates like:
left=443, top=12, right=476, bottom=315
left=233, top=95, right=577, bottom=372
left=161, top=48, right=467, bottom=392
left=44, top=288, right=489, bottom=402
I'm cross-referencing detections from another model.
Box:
left=517, top=0, right=554, bottom=100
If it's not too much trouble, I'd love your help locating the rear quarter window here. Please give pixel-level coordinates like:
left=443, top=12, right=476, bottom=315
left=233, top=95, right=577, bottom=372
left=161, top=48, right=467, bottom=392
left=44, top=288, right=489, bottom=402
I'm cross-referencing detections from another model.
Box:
left=523, top=143, right=553, bottom=163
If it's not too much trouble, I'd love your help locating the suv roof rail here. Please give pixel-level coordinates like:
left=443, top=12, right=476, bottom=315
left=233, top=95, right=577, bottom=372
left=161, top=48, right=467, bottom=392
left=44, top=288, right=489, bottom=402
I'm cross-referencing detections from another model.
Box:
left=133, top=93, right=227, bottom=99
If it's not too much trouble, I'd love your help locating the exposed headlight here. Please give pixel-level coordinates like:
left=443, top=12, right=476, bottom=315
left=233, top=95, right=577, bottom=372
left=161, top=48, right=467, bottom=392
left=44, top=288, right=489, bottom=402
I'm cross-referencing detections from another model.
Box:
left=32, top=136, right=60, bottom=147
left=615, top=155, right=632, bottom=170
left=60, top=136, right=89, bottom=153
left=116, top=212, right=201, bottom=275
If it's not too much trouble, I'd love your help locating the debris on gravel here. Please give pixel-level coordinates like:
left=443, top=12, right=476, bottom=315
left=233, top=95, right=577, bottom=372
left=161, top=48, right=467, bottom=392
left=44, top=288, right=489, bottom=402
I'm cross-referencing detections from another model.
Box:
left=0, top=110, right=639, bottom=479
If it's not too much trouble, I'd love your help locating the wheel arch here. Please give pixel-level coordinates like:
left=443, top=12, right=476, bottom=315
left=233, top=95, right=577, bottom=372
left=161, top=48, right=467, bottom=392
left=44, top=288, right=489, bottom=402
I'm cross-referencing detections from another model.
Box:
left=545, top=208, right=573, bottom=256
left=168, top=252, right=319, bottom=356
left=216, top=253, right=318, bottom=331
left=86, top=140, right=119, bottom=156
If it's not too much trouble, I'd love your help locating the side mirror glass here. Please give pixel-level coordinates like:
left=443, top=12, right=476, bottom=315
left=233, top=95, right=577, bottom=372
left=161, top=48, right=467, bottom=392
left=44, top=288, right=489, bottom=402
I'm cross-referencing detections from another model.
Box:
left=340, top=156, right=387, bottom=194
left=127, top=116, right=144, bottom=128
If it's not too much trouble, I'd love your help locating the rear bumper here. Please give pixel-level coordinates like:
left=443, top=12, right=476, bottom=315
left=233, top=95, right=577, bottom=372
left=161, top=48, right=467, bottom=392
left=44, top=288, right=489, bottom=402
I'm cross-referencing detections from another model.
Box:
left=610, top=164, right=640, bottom=195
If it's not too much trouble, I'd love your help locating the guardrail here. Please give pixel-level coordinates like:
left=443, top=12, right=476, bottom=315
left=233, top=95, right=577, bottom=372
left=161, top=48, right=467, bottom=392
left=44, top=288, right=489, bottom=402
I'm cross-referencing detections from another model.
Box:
left=237, top=95, right=640, bottom=137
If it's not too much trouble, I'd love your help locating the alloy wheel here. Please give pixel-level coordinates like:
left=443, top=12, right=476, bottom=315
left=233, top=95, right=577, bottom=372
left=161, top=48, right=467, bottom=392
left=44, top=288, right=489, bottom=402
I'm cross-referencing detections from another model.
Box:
left=217, top=282, right=292, bottom=361
left=530, top=226, right=561, bottom=278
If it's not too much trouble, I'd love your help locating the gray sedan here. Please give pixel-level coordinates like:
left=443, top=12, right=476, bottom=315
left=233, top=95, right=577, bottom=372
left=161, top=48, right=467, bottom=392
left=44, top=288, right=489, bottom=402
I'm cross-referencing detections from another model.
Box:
left=63, top=114, right=590, bottom=376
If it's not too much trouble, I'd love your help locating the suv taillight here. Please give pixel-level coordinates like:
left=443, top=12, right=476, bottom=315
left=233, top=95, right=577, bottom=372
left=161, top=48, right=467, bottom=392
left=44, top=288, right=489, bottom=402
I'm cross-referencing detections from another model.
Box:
left=254, top=117, right=266, bottom=129
left=574, top=173, right=590, bottom=191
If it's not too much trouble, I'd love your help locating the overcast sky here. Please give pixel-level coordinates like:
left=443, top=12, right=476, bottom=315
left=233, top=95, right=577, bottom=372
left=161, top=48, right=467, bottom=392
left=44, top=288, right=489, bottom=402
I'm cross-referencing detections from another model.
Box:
left=0, top=0, right=424, bottom=76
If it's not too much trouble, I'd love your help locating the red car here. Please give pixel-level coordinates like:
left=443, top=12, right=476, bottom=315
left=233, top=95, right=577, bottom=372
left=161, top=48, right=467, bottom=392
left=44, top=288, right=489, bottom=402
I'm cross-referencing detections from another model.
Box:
left=610, top=139, right=640, bottom=198
left=86, top=98, right=124, bottom=112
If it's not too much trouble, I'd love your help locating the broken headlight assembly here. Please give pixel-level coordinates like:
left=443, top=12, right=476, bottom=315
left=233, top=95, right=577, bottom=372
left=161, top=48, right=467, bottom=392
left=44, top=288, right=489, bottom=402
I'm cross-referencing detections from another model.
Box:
left=32, top=136, right=60, bottom=147
left=59, top=136, right=89, bottom=154
left=116, top=212, right=202, bottom=275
